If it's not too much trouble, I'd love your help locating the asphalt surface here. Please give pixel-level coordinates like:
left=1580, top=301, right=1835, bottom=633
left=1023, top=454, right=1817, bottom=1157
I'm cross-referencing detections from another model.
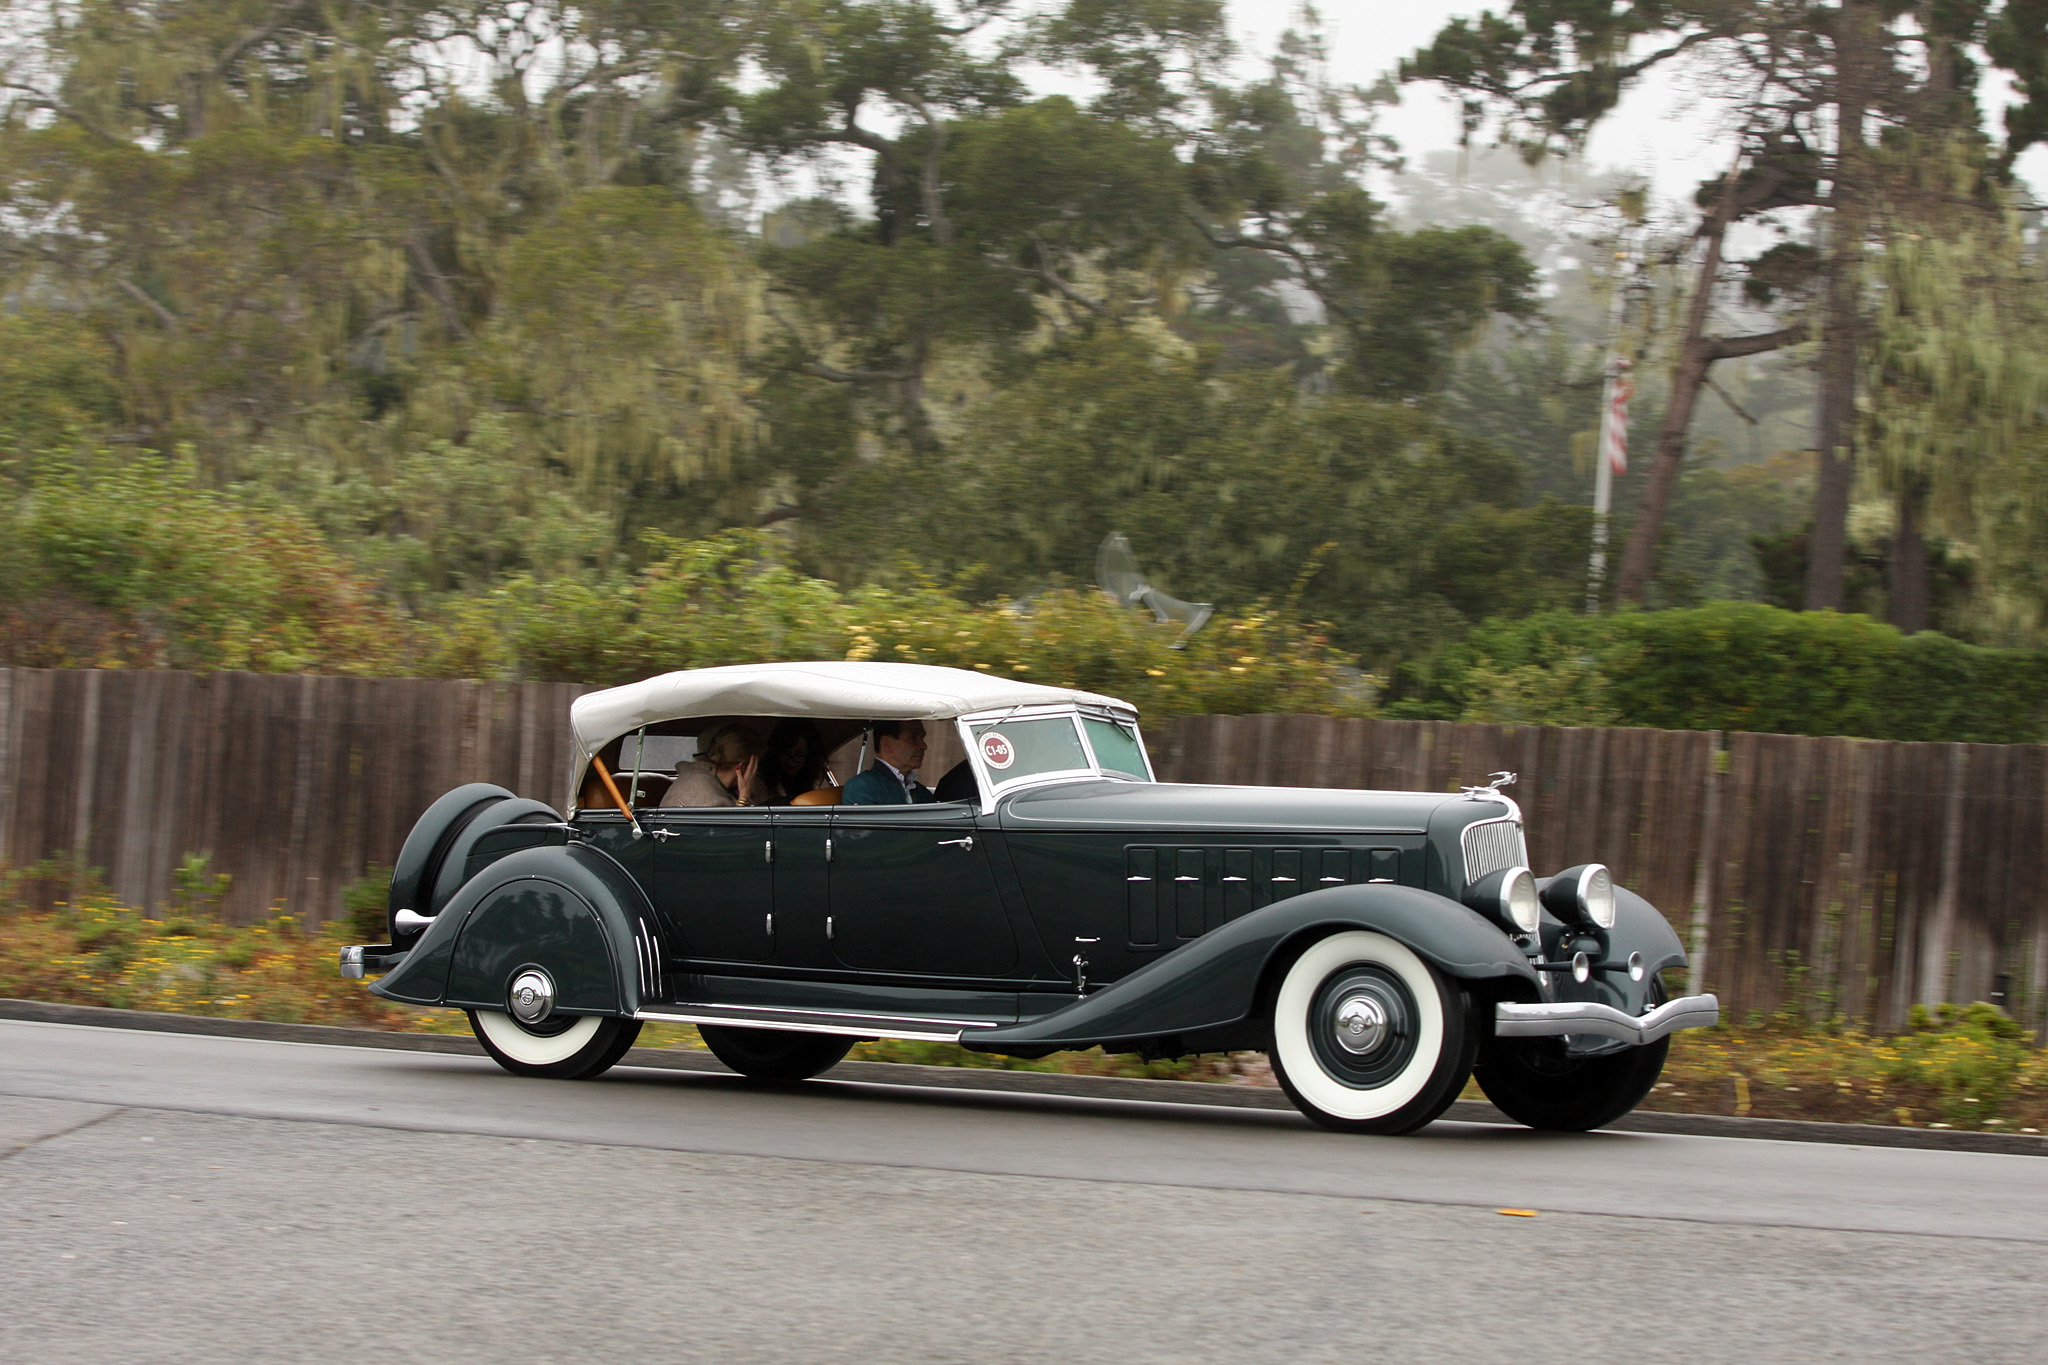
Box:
left=4, top=1019, right=2046, bottom=1363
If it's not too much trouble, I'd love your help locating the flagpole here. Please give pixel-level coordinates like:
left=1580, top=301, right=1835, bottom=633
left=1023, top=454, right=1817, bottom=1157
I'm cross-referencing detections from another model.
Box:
left=1587, top=247, right=1634, bottom=613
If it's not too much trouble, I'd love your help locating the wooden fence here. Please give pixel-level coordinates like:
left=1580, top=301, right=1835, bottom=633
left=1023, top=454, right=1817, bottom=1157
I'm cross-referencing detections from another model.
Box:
left=3, top=667, right=2044, bottom=1032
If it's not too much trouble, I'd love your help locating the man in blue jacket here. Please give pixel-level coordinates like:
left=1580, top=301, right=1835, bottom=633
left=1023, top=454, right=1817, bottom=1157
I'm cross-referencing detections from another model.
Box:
left=842, top=720, right=936, bottom=805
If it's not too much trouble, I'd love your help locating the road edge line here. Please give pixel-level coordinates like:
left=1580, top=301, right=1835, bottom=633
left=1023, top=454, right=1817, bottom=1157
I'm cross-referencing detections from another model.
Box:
left=3, top=997, right=2042, bottom=1156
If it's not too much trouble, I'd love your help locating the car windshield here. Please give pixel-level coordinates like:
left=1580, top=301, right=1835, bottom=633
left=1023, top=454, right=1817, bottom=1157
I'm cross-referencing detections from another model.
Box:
left=970, top=716, right=1090, bottom=783
left=1082, top=717, right=1149, bottom=779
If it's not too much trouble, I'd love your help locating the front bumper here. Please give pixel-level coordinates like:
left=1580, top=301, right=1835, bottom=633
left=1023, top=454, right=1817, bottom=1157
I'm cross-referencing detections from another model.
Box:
left=1494, top=993, right=1718, bottom=1046
left=339, top=945, right=409, bottom=979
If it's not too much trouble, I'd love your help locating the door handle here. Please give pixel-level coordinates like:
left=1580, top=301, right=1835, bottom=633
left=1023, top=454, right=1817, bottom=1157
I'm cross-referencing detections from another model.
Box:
left=936, top=836, right=975, bottom=851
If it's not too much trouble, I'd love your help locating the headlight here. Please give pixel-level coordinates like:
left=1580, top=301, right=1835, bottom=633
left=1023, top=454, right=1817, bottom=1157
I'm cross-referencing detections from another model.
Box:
left=1464, top=866, right=1541, bottom=936
left=1540, top=863, right=1616, bottom=930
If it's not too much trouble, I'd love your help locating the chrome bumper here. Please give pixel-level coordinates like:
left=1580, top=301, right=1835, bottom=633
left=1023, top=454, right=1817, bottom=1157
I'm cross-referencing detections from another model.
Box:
left=339, top=945, right=407, bottom=979
left=1494, top=993, right=1719, bottom=1045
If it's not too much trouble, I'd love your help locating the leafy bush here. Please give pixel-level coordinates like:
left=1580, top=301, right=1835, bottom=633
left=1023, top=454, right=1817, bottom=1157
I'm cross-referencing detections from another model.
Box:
left=432, top=529, right=1373, bottom=715
left=1, top=451, right=407, bottom=673
left=1659, top=1003, right=2048, bottom=1131
left=1405, top=602, right=2048, bottom=740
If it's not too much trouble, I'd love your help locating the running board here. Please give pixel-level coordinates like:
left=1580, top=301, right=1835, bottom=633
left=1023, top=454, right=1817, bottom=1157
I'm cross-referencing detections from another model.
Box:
left=637, top=1003, right=1004, bottom=1044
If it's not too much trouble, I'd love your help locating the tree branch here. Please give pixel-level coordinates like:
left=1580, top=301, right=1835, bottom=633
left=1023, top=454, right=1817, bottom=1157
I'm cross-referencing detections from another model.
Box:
left=1705, top=375, right=1759, bottom=424
left=214, top=0, right=301, bottom=80
left=117, top=278, right=180, bottom=331
left=1189, top=216, right=1357, bottom=321
left=1002, top=234, right=1108, bottom=317
left=406, top=230, right=471, bottom=341
left=1705, top=323, right=1809, bottom=360
left=764, top=299, right=915, bottom=383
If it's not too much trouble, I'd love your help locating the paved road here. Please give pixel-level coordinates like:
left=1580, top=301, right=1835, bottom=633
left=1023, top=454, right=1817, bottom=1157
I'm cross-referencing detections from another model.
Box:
left=4, top=1020, right=2045, bottom=1363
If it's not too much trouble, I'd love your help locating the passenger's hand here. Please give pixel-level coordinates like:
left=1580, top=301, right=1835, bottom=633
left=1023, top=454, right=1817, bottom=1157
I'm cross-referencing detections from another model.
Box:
left=736, top=754, right=761, bottom=804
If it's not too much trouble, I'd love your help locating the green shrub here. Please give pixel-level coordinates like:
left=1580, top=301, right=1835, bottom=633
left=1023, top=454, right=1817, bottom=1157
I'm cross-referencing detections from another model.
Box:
left=1409, top=602, right=2048, bottom=741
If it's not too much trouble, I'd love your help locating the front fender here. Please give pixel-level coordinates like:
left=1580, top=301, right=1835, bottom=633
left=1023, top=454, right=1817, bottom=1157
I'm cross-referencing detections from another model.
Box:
left=965, top=884, right=1537, bottom=1054
left=1532, top=882, right=1689, bottom=1022
left=370, top=842, right=659, bottom=1016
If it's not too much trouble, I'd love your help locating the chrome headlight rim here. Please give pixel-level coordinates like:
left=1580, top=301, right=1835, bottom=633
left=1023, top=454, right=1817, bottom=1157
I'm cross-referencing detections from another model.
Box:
left=1464, top=865, right=1541, bottom=937
left=1576, top=863, right=1616, bottom=930
left=1539, top=862, right=1617, bottom=930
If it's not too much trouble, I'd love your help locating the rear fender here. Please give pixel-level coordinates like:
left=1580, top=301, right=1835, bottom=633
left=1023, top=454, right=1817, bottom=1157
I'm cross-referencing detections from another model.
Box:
left=965, top=884, right=1538, bottom=1055
left=370, top=843, right=661, bottom=1016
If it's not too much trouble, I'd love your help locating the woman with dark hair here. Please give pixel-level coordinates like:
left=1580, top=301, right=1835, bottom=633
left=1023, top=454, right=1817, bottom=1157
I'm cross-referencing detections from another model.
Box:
left=763, top=718, right=832, bottom=803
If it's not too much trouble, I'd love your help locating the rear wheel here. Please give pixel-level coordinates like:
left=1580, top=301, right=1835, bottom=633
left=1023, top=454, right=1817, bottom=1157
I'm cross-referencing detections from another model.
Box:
left=1268, top=931, right=1478, bottom=1135
left=470, top=1008, right=642, bottom=1080
left=699, top=1025, right=856, bottom=1082
left=1475, top=1034, right=1669, bottom=1132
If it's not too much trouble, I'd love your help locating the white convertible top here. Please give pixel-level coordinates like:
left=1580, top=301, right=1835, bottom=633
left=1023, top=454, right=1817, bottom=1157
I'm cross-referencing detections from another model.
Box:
left=569, top=661, right=1134, bottom=760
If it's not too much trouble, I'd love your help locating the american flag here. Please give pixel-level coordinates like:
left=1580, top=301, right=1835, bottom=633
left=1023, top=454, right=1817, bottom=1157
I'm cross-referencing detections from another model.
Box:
left=1599, top=360, right=1634, bottom=476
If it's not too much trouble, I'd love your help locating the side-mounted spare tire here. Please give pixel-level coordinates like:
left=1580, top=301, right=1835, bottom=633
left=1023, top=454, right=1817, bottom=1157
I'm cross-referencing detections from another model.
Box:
left=426, top=796, right=561, bottom=916
left=387, top=783, right=518, bottom=948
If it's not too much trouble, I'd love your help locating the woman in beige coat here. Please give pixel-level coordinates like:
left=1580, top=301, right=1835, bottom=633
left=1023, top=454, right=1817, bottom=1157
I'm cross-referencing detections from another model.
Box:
left=662, top=724, right=771, bottom=807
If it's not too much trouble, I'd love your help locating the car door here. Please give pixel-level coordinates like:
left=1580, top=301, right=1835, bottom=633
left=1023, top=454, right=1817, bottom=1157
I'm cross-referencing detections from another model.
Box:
left=827, top=804, right=1016, bottom=977
left=648, top=809, right=776, bottom=964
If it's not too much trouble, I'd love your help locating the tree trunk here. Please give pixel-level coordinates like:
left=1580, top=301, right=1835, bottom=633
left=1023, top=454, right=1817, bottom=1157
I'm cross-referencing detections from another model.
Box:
left=1616, top=344, right=1715, bottom=604
left=1617, top=183, right=1738, bottom=604
left=1891, top=487, right=1929, bottom=633
left=1806, top=2, right=1870, bottom=611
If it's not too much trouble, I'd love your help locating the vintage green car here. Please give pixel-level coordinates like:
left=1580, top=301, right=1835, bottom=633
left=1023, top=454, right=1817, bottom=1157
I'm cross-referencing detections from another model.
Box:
left=342, top=662, right=1717, bottom=1134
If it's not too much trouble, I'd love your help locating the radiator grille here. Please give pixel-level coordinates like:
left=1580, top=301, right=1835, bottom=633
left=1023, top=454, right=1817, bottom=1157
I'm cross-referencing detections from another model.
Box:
left=1461, top=817, right=1528, bottom=883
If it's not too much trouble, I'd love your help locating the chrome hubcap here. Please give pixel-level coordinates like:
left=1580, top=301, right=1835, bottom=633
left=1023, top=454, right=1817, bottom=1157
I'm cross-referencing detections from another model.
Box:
left=509, top=969, right=555, bottom=1025
left=1333, top=995, right=1389, bottom=1054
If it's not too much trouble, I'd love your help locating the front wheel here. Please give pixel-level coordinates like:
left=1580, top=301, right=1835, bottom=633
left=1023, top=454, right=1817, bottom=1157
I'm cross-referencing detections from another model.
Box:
left=1474, top=1035, right=1669, bottom=1132
left=699, top=1025, right=856, bottom=1082
left=1268, top=931, right=1478, bottom=1135
left=470, top=1009, right=642, bottom=1080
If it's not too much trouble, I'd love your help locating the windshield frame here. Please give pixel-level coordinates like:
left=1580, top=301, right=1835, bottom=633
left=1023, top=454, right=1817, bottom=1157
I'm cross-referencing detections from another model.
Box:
left=956, top=702, right=1153, bottom=812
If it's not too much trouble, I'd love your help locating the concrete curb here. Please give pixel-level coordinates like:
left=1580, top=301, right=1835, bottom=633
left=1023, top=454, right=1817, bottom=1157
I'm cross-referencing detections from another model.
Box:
left=4, top=998, right=2044, bottom=1156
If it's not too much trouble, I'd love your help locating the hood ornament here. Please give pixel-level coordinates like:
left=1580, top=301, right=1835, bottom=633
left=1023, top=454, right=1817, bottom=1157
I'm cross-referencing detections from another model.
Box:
left=1461, top=772, right=1518, bottom=799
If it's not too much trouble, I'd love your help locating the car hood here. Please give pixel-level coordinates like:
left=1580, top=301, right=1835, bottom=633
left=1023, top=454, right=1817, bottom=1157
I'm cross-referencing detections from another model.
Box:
left=997, top=778, right=1482, bottom=836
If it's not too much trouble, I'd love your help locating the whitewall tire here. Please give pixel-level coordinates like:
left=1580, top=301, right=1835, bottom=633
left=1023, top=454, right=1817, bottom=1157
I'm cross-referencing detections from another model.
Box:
left=1269, top=931, right=1477, bottom=1135
left=470, top=1009, right=641, bottom=1080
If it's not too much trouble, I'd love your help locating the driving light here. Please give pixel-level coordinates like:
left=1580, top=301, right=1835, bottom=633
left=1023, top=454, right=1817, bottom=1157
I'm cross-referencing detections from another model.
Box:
left=1465, top=866, right=1542, bottom=936
left=1541, top=863, right=1617, bottom=930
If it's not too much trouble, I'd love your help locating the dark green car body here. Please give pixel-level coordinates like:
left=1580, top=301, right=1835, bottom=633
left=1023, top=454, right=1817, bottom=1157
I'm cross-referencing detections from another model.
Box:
left=365, top=772, right=1684, bottom=1061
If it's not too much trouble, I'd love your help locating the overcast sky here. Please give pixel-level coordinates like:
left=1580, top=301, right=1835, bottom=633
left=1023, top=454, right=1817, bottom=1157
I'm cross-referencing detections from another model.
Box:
left=1229, top=0, right=2048, bottom=205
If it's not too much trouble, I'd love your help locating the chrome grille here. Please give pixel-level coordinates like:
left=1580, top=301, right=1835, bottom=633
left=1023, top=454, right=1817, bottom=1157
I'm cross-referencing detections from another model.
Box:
left=1461, top=817, right=1528, bottom=883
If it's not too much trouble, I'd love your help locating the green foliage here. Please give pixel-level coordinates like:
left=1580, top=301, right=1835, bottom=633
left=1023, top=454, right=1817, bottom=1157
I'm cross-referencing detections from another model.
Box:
left=1897, top=1003, right=2035, bottom=1125
left=343, top=866, right=394, bottom=942
left=446, top=529, right=1370, bottom=715
left=807, top=331, right=1576, bottom=666
left=0, top=450, right=406, bottom=672
left=169, top=853, right=231, bottom=920
left=1411, top=602, right=2048, bottom=741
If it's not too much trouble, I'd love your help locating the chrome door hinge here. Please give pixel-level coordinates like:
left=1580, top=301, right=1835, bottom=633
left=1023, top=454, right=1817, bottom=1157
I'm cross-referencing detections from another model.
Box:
left=1072, top=937, right=1101, bottom=994
left=825, top=837, right=833, bottom=863
left=765, top=912, right=774, bottom=936
left=764, top=839, right=774, bottom=864
left=826, top=915, right=834, bottom=941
